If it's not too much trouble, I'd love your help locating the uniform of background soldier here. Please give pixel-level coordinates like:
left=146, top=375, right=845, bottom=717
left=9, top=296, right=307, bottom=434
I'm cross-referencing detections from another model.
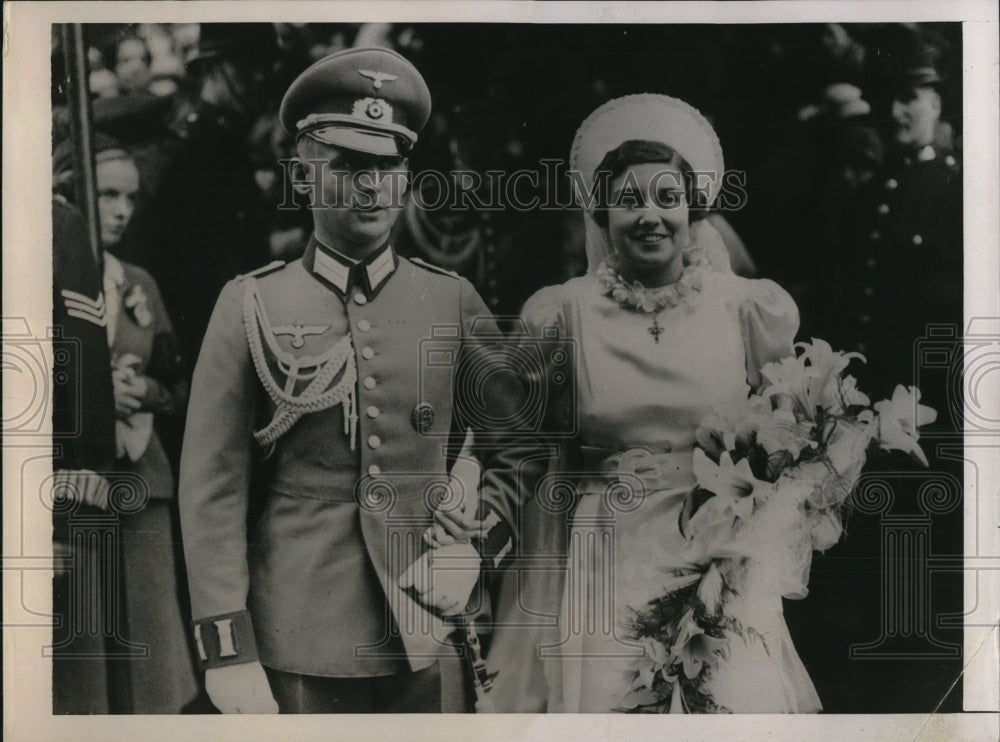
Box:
left=781, top=24, right=964, bottom=713
left=50, top=198, right=119, bottom=713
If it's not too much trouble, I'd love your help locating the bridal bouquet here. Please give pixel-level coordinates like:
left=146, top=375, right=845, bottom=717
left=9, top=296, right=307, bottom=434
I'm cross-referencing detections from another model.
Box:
left=621, top=339, right=937, bottom=713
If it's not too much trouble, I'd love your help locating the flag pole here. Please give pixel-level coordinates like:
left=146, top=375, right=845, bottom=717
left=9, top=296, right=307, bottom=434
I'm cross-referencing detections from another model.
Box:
left=59, top=23, right=102, bottom=266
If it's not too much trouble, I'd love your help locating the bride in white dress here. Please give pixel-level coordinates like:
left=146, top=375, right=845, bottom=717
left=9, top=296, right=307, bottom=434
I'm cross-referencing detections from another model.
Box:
left=435, top=95, right=823, bottom=713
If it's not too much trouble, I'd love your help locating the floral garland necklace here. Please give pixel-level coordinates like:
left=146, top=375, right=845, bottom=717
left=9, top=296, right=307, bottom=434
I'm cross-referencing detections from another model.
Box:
left=596, top=246, right=710, bottom=343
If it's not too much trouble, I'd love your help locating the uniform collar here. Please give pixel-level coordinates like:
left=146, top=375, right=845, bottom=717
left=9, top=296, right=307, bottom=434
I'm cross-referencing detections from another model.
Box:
left=303, top=234, right=398, bottom=301
left=902, top=144, right=937, bottom=167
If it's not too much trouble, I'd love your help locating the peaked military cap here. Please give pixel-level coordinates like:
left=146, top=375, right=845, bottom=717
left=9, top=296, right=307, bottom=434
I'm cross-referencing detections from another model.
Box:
left=886, top=26, right=947, bottom=91
left=279, top=46, right=432, bottom=157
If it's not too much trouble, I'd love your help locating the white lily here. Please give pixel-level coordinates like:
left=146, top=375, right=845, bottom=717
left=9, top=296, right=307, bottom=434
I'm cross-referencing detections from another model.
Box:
left=874, top=385, right=937, bottom=466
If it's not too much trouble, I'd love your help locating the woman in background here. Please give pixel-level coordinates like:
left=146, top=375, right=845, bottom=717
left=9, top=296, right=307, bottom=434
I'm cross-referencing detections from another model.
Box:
left=54, top=134, right=197, bottom=713
left=434, top=95, right=815, bottom=713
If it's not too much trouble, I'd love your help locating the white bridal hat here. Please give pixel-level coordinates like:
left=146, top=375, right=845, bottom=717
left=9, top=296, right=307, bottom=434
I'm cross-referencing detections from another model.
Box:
left=571, top=93, right=725, bottom=207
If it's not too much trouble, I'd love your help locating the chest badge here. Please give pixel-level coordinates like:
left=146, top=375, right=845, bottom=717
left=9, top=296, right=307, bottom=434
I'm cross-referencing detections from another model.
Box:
left=411, top=403, right=435, bottom=433
left=272, top=324, right=330, bottom=349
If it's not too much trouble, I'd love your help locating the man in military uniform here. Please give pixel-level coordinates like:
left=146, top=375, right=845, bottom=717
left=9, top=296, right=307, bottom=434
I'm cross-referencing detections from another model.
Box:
left=836, top=31, right=962, bottom=396
left=179, top=47, right=528, bottom=714
left=50, top=198, right=119, bottom=713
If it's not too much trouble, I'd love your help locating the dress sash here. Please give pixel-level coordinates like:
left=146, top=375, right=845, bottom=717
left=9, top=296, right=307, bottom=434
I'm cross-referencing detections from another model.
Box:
left=578, top=446, right=696, bottom=494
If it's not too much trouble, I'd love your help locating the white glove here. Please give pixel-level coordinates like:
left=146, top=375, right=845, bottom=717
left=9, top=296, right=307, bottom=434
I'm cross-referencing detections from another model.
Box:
left=398, top=541, right=481, bottom=617
left=205, top=661, right=279, bottom=714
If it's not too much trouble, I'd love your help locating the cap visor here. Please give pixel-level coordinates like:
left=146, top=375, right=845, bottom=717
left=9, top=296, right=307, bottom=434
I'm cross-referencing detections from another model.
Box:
left=307, top=126, right=401, bottom=156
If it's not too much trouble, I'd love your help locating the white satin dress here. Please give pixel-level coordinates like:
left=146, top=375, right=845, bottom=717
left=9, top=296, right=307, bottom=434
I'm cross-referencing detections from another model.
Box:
left=489, top=268, right=822, bottom=713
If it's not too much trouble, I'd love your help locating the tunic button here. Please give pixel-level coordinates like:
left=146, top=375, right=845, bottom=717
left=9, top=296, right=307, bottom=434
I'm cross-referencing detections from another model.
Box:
left=357, top=319, right=371, bottom=332
left=866, top=257, right=877, bottom=268
left=363, top=376, right=377, bottom=390
left=912, top=234, right=923, bottom=245
left=368, top=464, right=381, bottom=476
left=354, top=293, right=368, bottom=306
left=885, top=178, right=898, bottom=189
left=877, top=204, right=890, bottom=215
left=869, top=230, right=880, bottom=241
left=366, top=405, right=380, bottom=419
left=864, top=286, right=875, bottom=297
left=362, top=347, right=375, bottom=360
left=368, top=435, right=382, bottom=449
left=860, top=314, right=871, bottom=324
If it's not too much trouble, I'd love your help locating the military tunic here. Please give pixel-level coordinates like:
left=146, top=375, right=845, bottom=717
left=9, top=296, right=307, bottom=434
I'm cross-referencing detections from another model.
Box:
left=832, top=141, right=962, bottom=396
left=179, top=235, right=526, bottom=680
left=52, top=198, right=117, bottom=475
left=783, top=139, right=965, bottom=711
left=51, top=198, right=119, bottom=714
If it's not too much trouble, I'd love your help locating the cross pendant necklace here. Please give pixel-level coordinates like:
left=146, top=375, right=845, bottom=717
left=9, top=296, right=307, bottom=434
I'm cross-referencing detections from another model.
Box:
left=647, top=313, right=664, bottom=343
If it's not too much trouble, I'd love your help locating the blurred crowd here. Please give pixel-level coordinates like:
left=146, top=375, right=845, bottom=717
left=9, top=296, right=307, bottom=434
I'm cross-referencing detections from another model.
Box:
left=49, top=21, right=963, bottom=714
left=52, top=21, right=962, bottom=333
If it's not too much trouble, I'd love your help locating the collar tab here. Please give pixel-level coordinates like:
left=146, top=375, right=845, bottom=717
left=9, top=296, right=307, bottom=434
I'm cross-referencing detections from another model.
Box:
left=306, top=235, right=397, bottom=301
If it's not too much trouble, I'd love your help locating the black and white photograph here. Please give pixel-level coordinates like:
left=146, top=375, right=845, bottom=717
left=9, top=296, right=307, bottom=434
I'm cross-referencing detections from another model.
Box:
left=3, top=2, right=998, bottom=740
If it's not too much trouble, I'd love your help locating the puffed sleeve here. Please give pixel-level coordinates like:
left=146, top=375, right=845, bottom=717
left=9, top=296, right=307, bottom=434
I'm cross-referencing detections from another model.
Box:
left=520, top=284, right=574, bottom=435
left=739, top=278, right=800, bottom=389
left=521, top=284, right=567, bottom=337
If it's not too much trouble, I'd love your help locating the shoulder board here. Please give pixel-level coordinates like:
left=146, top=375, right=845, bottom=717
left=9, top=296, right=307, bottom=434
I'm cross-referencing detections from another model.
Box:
left=237, top=261, right=286, bottom=282
left=409, top=257, right=460, bottom=279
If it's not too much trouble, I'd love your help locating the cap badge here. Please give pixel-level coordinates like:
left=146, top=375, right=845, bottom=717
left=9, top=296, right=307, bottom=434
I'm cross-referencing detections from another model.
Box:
left=359, top=70, right=398, bottom=90
left=353, top=97, right=393, bottom=123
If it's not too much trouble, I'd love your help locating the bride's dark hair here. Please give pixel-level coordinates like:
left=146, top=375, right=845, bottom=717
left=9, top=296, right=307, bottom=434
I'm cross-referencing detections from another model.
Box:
left=591, top=139, right=710, bottom=228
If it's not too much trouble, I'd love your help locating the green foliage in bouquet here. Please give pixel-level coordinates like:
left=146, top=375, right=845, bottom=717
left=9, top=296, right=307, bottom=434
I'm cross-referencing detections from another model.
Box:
left=618, top=569, right=738, bottom=713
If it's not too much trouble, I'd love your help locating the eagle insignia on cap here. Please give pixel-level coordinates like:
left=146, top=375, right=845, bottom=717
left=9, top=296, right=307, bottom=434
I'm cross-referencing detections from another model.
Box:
left=359, top=70, right=398, bottom=90
left=353, top=98, right=393, bottom=123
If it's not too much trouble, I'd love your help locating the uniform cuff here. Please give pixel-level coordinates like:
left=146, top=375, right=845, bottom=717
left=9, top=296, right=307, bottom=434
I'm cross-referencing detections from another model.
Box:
left=192, top=610, right=259, bottom=670
left=474, top=504, right=514, bottom=570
